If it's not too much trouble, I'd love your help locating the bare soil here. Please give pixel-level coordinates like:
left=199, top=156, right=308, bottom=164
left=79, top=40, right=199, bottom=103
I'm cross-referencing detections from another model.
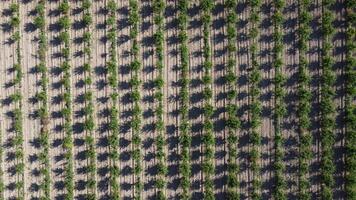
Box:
left=0, top=0, right=348, bottom=199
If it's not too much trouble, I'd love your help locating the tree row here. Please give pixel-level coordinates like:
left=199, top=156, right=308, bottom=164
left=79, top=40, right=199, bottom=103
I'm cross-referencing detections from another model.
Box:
left=225, top=0, right=240, bottom=199
left=9, top=2, right=25, bottom=199
left=58, top=1, right=74, bottom=199
left=320, top=0, right=336, bottom=198
left=34, top=0, right=51, bottom=199
left=153, top=0, right=167, bottom=199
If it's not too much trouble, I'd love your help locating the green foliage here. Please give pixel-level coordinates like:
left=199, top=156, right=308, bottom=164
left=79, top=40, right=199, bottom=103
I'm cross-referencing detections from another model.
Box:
left=34, top=16, right=45, bottom=29
left=58, top=16, right=70, bottom=30
left=319, top=1, right=336, bottom=199
left=15, top=163, right=25, bottom=174
left=83, top=32, right=91, bottom=43
left=153, top=1, right=167, bottom=198
left=105, top=1, right=120, bottom=198
left=345, top=1, right=356, bottom=198
left=83, top=13, right=92, bottom=26
left=200, top=1, right=216, bottom=198
left=59, top=32, right=69, bottom=45
left=225, top=9, right=239, bottom=198
left=10, top=16, right=20, bottom=28
left=130, top=60, right=141, bottom=71
left=10, top=3, right=19, bottom=13
left=83, top=0, right=91, bottom=10
left=35, top=2, right=51, bottom=199
left=12, top=135, right=23, bottom=146
left=84, top=77, right=92, bottom=85
left=107, top=0, right=117, bottom=12
left=83, top=118, right=95, bottom=131
left=297, top=0, right=312, bottom=198
left=35, top=4, right=45, bottom=15
left=62, top=48, right=70, bottom=58
left=248, top=0, right=263, bottom=199
left=130, top=91, right=140, bottom=102
left=154, top=77, right=164, bottom=88
left=57, top=2, right=74, bottom=199
left=271, top=1, right=286, bottom=198
left=10, top=92, right=22, bottom=102
left=59, top=2, right=70, bottom=14
left=177, top=2, right=191, bottom=199
left=11, top=31, right=20, bottom=42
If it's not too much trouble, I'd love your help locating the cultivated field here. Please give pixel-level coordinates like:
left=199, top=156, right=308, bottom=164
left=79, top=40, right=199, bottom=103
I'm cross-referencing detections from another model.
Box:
left=0, top=0, right=354, bottom=200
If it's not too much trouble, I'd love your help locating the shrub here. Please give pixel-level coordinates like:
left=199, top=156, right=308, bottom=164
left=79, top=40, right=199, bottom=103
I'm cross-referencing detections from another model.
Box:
left=107, top=0, right=117, bottom=12
left=58, top=32, right=70, bottom=43
left=35, top=4, right=45, bottom=15
left=34, top=16, right=45, bottom=29
left=10, top=92, right=22, bottom=102
left=154, top=77, right=164, bottom=88
left=83, top=118, right=94, bottom=131
left=83, top=32, right=91, bottom=43
left=131, top=91, right=140, bottom=102
left=83, top=13, right=92, bottom=26
left=130, top=60, right=141, bottom=71
left=58, top=16, right=70, bottom=29
left=59, top=2, right=70, bottom=14
left=10, top=16, right=20, bottom=28
left=10, top=3, right=19, bottom=13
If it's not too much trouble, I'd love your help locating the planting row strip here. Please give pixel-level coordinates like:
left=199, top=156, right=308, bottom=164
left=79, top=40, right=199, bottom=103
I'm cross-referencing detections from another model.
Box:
left=152, top=0, right=167, bottom=199
left=225, top=0, right=240, bottom=199
left=272, top=0, right=286, bottom=199
left=320, top=0, right=336, bottom=198
left=34, top=0, right=51, bottom=199
left=107, top=1, right=120, bottom=199
left=57, top=1, right=74, bottom=199
left=81, top=0, right=97, bottom=199
left=248, top=0, right=262, bottom=198
left=128, top=0, right=143, bottom=199
left=200, top=0, right=215, bottom=199
left=345, top=0, right=356, bottom=198
left=297, top=0, right=312, bottom=199
left=177, top=0, right=191, bottom=199
left=9, top=1, right=25, bottom=199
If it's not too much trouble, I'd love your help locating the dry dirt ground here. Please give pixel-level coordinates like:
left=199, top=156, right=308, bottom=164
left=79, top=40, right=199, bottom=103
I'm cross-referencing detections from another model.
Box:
left=0, top=0, right=349, bottom=199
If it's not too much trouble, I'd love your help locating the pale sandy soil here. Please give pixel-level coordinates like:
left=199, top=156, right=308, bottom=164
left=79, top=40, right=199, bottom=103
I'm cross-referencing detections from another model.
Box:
left=188, top=1, right=204, bottom=198
left=212, top=0, right=227, bottom=198
left=164, top=1, right=180, bottom=199
left=0, top=0, right=349, bottom=199
left=117, top=0, right=132, bottom=198
left=140, top=1, right=155, bottom=199
left=20, top=1, right=40, bottom=199
left=0, top=1, right=15, bottom=199
left=47, top=0, right=65, bottom=199
left=236, top=0, right=250, bottom=197
left=91, top=1, right=109, bottom=199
